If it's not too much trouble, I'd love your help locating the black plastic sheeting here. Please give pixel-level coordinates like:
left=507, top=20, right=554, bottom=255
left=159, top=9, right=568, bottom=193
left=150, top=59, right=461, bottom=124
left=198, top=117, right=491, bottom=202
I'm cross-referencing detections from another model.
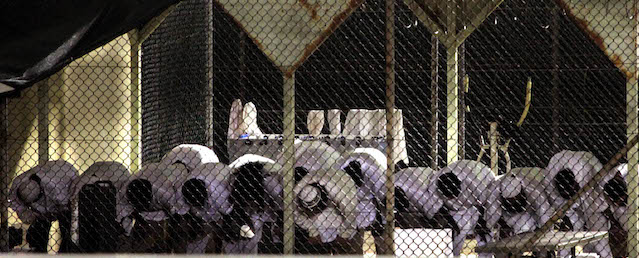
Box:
left=0, top=0, right=181, bottom=96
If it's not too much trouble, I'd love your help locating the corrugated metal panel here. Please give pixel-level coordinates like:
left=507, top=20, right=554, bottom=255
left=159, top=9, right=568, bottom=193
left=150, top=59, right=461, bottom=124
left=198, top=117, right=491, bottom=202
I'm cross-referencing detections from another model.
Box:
left=215, top=0, right=364, bottom=76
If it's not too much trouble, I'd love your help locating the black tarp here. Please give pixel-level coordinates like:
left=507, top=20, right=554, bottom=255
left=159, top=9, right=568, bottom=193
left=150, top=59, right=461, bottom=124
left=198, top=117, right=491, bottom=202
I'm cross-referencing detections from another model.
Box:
left=0, top=0, right=181, bottom=96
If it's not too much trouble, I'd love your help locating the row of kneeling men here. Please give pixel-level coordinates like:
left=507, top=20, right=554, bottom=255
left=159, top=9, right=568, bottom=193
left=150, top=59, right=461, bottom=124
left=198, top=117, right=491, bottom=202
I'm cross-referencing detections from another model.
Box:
left=9, top=143, right=630, bottom=257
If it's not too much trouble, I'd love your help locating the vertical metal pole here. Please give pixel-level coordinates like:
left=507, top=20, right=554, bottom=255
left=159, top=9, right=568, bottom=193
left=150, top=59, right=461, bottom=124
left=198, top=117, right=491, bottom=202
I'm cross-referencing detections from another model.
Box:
left=551, top=7, right=560, bottom=153
left=489, top=122, right=498, bottom=175
left=206, top=0, right=215, bottom=149
left=38, top=81, right=49, bottom=164
left=383, top=0, right=396, bottom=254
left=0, top=96, right=8, bottom=252
left=129, top=31, right=141, bottom=173
left=282, top=72, right=296, bottom=254
left=627, top=6, right=639, bottom=257
left=430, top=35, right=440, bottom=169
left=458, top=42, right=466, bottom=160
left=446, top=45, right=459, bottom=164
left=446, top=1, right=459, bottom=164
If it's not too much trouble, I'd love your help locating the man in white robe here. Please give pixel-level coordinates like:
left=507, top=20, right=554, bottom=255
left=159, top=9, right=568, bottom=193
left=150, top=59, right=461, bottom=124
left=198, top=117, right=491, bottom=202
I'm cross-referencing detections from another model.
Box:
left=10, top=160, right=78, bottom=253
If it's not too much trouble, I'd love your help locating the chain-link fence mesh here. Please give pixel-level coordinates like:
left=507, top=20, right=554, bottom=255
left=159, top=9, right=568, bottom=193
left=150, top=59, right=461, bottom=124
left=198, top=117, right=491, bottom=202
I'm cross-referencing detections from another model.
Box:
left=2, top=0, right=639, bottom=256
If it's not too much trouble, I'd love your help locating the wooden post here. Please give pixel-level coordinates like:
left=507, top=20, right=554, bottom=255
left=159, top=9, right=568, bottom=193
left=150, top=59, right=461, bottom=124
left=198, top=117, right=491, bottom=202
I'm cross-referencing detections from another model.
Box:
left=282, top=72, right=296, bottom=254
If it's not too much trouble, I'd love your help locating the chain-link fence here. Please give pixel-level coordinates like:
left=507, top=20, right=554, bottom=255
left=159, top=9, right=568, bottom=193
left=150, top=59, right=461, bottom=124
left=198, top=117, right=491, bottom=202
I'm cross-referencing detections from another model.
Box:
left=2, top=0, right=639, bottom=256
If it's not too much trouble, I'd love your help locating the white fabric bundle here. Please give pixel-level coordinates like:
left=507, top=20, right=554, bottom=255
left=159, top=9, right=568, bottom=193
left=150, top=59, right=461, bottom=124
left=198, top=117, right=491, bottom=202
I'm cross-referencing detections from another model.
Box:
left=119, top=163, right=189, bottom=222
left=228, top=99, right=245, bottom=139
left=327, top=109, right=342, bottom=135
left=69, top=161, right=132, bottom=243
left=241, top=102, right=263, bottom=137
left=307, top=110, right=324, bottom=136
left=10, top=160, right=78, bottom=224
left=160, top=144, right=220, bottom=172
left=344, top=109, right=369, bottom=136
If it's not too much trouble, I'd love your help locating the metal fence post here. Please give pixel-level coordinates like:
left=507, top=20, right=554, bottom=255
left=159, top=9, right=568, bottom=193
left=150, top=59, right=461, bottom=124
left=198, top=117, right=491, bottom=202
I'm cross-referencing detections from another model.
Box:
left=430, top=35, right=440, bottom=169
left=0, top=96, right=8, bottom=252
left=627, top=5, right=639, bottom=257
left=383, top=0, right=397, bottom=254
left=282, top=72, right=296, bottom=254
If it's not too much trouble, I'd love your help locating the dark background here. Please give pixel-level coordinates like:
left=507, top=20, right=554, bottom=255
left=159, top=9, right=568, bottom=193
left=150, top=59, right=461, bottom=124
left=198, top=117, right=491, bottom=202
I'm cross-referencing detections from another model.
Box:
left=141, top=0, right=626, bottom=169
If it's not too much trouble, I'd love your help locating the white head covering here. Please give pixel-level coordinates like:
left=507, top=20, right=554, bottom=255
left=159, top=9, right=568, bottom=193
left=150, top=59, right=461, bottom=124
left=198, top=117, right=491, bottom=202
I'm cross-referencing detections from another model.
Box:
left=428, top=160, right=495, bottom=211
left=340, top=148, right=387, bottom=228
left=545, top=150, right=602, bottom=188
left=544, top=150, right=608, bottom=212
left=394, top=167, right=440, bottom=218
left=70, top=161, right=131, bottom=242
left=340, top=148, right=387, bottom=203
left=174, top=163, right=233, bottom=222
left=499, top=175, right=523, bottom=199
left=9, top=160, right=78, bottom=223
left=294, top=168, right=360, bottom=243
left=160, top=144, right=219, bottom=172
left=119, top=163, right=189, bottom=222
left=229, top=154, right=283, bottom=209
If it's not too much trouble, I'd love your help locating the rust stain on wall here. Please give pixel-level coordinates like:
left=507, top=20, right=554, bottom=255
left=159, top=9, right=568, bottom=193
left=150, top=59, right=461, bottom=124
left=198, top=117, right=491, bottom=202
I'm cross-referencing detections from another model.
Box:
left=299, top=0, right=320, bottom=21
left=284, top=0, right=365, bottom=77
left=554, top=0, right=634, bottom=79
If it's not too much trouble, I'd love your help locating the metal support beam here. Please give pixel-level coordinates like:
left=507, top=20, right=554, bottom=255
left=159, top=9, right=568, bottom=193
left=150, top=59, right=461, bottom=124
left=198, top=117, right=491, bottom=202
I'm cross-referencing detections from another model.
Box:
left=430, top=35, right=440, bottom=169
left=446, top=45, right=459, bottom=164
left=445, top=0, right=460, bottom=164
left=0, top=97, right=8, bottom=252
left=128, top=31, right=141, bottom=173
left=282, top=72, right=296, bottom=254
left=383, top=0, right=397, bottom=254
left=627, top=8, right=639, bottom=258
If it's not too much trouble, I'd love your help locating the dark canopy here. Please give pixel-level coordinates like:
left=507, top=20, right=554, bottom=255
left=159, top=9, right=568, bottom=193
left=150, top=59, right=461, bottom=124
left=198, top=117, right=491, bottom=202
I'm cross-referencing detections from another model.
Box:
left=0, top=0, right=180, bottom=96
